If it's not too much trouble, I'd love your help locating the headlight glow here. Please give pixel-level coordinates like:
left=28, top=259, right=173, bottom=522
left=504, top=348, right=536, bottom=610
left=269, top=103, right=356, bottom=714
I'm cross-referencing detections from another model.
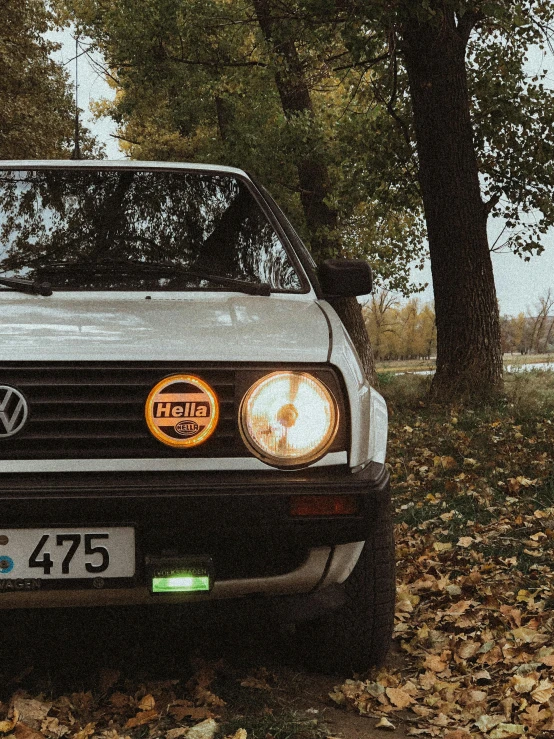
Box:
left=239, top=372, right=338, bottom=466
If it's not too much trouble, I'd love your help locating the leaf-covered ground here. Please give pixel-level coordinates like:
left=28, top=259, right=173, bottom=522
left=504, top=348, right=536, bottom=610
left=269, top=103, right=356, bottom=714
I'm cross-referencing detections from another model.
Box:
left=1, top=370, right=553, bottom=739
left=332, top=371, right=554, bottom=738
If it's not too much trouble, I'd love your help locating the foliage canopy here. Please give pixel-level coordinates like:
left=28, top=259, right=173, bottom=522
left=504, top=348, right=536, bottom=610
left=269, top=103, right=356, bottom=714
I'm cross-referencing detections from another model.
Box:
left=0, top=0, right=91, bottom=159
left=60, top=0, right=427, bottom=293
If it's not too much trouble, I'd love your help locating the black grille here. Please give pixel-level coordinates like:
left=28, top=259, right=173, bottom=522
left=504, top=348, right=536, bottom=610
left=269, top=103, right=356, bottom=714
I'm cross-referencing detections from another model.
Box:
left=0, top=362, right=242, bottom=460
left=0, top=362, right=347, bottom=462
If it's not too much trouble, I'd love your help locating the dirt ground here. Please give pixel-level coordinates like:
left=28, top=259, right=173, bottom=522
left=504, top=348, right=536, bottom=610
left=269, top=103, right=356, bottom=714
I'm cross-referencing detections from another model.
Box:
left=0, top=603, right=410, bottom=739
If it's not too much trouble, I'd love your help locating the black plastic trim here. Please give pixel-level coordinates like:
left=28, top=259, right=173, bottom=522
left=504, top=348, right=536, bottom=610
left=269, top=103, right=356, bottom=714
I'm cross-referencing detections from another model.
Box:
left=0, top=462, right=388, bottom=499
left=0, top=464, right=390, bottom=561
left=249, top=177, right=323, bottom=298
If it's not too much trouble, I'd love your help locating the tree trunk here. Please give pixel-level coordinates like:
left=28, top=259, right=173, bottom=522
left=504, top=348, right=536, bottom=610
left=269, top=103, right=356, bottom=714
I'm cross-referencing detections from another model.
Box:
left=251, top=0, right=338, bottom=257
left=251, top=0, right=376, bottom=384
left=329, top=297, right=376, bottom=381
left=402, top=12, right=503, bottom=401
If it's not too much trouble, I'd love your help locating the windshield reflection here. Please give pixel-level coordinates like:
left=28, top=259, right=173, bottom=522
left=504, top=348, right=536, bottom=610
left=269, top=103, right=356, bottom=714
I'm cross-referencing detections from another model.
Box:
left=0, top=169, right=302, bottom=291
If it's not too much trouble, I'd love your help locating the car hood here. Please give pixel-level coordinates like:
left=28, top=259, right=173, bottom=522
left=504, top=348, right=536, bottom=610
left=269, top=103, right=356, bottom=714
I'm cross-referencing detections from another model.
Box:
left=0, top=293, right=330, bottom=363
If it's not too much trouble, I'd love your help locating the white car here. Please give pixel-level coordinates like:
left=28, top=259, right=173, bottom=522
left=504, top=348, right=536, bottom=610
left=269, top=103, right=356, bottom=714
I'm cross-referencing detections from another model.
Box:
left=0, top=161, right=393, bottom=671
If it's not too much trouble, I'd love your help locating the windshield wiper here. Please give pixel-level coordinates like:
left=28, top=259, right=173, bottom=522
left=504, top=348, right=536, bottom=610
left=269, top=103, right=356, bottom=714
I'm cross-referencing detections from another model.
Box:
left=0, top=276, right=52, bottom=296
left=41, top=259, right=272, bottom=296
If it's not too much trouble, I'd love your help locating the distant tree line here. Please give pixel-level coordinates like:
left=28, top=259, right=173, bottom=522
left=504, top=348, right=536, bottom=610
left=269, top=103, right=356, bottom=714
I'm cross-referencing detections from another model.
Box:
left=501, top=290, right=554, bottom=355
left=368, top=290, right=554, bottom=361
left=364, top=292, right=436, bottom=362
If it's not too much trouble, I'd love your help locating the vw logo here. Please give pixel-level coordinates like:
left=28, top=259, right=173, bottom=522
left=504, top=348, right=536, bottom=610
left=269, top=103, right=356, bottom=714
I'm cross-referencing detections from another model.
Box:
left=0, top=386, right=28, bottom=438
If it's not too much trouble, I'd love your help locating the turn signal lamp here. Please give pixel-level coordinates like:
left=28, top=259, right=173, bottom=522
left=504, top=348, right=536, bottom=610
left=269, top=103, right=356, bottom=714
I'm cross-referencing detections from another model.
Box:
left=290, top=494, right=359, bottom=517
left=239, top=372, right=338, bottom=467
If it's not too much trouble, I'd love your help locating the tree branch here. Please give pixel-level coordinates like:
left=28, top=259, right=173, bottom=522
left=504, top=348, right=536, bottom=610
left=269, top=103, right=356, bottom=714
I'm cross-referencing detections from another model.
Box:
left=169, top=54, right=267, bottom=68
left=333, top=51, right=391, bottom=72
left=109, top=133, right=139, bottom=145
left=484, top=192, right=501, bottom=214
left=385, top=43, right=412, bottom=149
left=456, top=10, right=485, bottom=46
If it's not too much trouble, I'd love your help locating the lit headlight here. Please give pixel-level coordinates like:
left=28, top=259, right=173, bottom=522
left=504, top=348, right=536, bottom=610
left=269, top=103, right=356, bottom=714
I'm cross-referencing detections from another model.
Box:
left=239, top=372, right=339, bottom=467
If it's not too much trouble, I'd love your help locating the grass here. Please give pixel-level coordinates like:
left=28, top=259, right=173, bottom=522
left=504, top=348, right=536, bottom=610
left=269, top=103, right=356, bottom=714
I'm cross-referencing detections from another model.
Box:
left=375, top=352, right=554, bottom=375
left=380, top=365, right=554, bottom=417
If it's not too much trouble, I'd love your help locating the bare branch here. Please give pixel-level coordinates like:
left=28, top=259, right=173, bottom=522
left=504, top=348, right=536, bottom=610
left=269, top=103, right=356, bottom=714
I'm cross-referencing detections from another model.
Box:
left=169, top=54, right=267, bottom=68
left=109, top=133, right=139, bottom=145
left=333, top=51, right=391, bottom=72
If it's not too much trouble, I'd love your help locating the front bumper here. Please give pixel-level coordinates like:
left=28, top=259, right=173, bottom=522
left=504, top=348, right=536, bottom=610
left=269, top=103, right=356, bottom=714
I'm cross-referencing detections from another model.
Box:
left=0, top=462, right=390, bottom=609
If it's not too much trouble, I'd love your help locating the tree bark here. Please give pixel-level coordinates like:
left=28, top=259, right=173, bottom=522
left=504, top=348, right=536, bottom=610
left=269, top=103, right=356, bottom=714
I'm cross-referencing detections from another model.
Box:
left=251, top=0, right=338, bottom=256
left=402, top=11, right=503, bottom=401
left=251, top=0, right=376, bottom=384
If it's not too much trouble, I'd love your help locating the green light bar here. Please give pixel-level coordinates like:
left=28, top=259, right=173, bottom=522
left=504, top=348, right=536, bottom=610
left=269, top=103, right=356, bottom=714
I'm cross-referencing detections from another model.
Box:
left=152, top=574, right=211, bottom=593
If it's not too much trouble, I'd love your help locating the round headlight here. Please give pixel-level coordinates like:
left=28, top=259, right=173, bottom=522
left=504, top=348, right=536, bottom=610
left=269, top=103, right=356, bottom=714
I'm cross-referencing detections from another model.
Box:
left=239, top=372, right=339, bottom=467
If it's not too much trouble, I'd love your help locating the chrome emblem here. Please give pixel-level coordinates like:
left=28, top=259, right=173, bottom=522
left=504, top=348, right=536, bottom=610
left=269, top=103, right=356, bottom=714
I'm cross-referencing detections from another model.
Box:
left=0, top=386, right=28, bottom=437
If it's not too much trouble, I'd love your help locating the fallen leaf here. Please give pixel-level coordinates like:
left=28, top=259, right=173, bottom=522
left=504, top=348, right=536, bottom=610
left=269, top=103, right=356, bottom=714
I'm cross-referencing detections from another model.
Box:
left=423, top=654, right=447, bottom=672
left=166, top=730, right=188, bottom=739
left=185, top=720, right=218, bottom=739
left=445, top=600, right=472, bottom=616
left=512, top=674, right=537, bottom=693
left=0, top=718, right=18, bottom=734
left=385, top=687, right=414, bottom=709
left=41, top=719, right=70, bottom=739
left=13, top=724, right=46, bottom=739
left=475, top=715, right=504, bottom=732
left=169, top=706, right=213, bottom=721
left=457, top=641, right=480, bottom=659
left=531, top=679, right=553, bottom=703
left=457, top=537, right=474, bottom=548
left=489, top=723, right=525, bottom=739
left=12, top=698, right=51, bottom=731
left=137, top=695, right=155, bottom=711
left=375, top=717, right=396, bottom=731
left=73, top=723, right=96, bottom=739
left=521, top=703, right=550, bottom=727
left=123, top=710, right=158, bottom=729
left=225, top=731, right=247, bottom=739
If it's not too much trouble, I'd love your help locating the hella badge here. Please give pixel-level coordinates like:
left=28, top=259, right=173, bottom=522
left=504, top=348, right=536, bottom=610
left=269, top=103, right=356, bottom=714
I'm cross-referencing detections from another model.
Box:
left=145, top=375, right=219, bottom=448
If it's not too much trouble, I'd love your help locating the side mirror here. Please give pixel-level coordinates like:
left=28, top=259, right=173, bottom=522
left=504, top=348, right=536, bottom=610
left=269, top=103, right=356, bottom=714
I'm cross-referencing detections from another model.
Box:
left=318, top=259, right=373, bottom=298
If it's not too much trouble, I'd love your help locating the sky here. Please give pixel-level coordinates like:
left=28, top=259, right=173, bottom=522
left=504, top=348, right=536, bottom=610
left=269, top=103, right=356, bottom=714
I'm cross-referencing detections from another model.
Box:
left=48, top=29, right=554, bottom=317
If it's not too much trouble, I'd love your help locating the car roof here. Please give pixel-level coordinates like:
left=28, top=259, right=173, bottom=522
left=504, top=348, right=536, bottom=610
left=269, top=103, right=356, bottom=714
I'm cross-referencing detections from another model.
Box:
left=0, top=160, right=250, bottom=178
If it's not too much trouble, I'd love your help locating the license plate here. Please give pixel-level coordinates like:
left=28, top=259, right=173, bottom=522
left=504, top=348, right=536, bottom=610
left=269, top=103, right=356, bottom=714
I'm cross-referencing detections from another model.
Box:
left=0, top=528, right=135, bottom=579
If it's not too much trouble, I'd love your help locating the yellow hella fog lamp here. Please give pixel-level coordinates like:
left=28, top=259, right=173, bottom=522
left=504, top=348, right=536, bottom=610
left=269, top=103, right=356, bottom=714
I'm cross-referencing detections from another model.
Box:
left=240, top=372, right=338, bottom=467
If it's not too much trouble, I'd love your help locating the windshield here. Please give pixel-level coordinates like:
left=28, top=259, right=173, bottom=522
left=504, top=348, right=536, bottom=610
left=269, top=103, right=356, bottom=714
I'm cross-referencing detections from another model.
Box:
left=0, top=168, right=303, bottom=292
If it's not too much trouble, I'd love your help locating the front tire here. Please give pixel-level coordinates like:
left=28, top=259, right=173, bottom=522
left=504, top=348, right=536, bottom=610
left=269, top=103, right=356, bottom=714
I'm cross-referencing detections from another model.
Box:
left=298, top=503, right=396, bottom=673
